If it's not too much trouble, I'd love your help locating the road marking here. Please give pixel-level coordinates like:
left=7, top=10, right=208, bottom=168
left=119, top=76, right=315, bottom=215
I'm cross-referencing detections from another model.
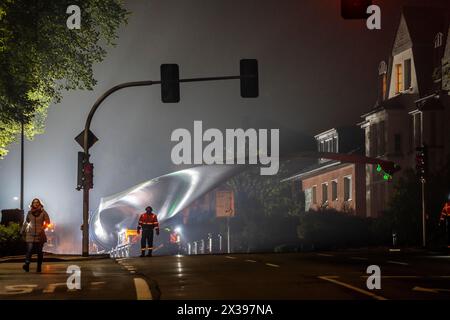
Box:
left=361, top=275, right=418, bottom=279
left=389, top=249, right=401, bottom=252
left=413, top=286, right=450, bottom=294
left=91, top=281, right=106, bottom=286
left=317, top=253, right=334, bottom=257
left=130, top=271, right=136, bottom=274
left=1, top=285, right=38, bottom=295
left=350, top=257, right=368, bottom=261
left=387, top=260, right=409, bottom=266
left=225, top=256, right=237, bottom=259
left=318, top=276, right=387, bottom=300
left=43, top=283, right=67, bottom=293
left=266, top=263, right=280, bottom=268
left=245, top=259, right=257, bottom=263
left=133, top=278, right=152, bottom=300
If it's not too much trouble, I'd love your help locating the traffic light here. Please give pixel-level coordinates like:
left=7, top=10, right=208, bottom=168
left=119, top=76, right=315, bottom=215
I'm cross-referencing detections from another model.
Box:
left=376, top=161, right=401, bottom=181
left=240, top=59, right=259, bottom=98
left=77, top=152, right=94, bottom=190
left=77, top=152, right=87, bottom=190
left=84, top=162, right=94, bottom=189
left=341, top=0, right=372, bottom=19
left=160, top=64, right=180, bottom=103
left=416, top=145, right=428, bottom=181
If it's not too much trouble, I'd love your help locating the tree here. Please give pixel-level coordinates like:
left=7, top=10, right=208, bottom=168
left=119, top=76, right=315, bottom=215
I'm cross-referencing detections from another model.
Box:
left=383, top=162, right=450, bottom=248
left=226, top=161, right=304, bottom=251
left=0, top=0, right=129, bottom=157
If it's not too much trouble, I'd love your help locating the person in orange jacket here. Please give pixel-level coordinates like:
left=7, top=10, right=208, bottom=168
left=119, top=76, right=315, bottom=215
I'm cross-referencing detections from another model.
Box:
left=137, top=206, right=160, bottom=257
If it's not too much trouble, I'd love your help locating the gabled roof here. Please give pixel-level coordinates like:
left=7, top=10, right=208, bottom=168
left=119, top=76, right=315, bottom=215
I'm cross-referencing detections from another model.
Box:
left=402, top=7, right=449, bottom=96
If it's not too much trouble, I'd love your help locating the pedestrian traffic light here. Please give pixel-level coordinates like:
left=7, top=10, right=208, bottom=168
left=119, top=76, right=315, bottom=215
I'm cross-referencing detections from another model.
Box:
left=160, top=64, right=180, bottom=103
left=341, top=0, right=372, bottom=19
left=416, top=145, right=428, bottom=181
left=240, top=59, right=259, bottom=98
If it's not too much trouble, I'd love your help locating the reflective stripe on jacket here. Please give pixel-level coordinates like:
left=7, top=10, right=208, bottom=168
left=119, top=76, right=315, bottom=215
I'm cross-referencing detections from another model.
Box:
left=138, top=213, right=159, bottom=230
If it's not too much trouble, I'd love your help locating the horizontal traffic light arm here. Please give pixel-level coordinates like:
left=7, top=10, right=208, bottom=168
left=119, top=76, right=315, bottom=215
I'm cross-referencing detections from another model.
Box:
left=284, top=151, right=400, bottom=175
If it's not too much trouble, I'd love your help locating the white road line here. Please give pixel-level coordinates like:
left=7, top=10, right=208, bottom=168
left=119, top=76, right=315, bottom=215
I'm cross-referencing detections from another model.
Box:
left=225, top=256, right=237, bottom=259
left=387, top=260, right=409, bottom=266
left=389, top=249, right=401, bottom=252
left=318, top=276, right=387, bottom=300
left=43, top=283, right=66, bottom=293
left=133, top=278, right=152, bottom=300
left=266, top=263, right=280, bottom=268
left=245, top=259, right=257, bottom=263
left=360, top=275, right=418, bottom=279
left=90, top=281, right=106, bottom=286
left=350, top=257, right=368, bottom=261
left=317, top=253, right=334, bottom=257
left=130, top=271, right=136, bottom=274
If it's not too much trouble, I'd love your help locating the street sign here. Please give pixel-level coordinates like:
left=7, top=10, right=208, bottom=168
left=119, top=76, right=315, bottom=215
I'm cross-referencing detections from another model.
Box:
left=75, top=130, right=98, bottom=150
left=216, top=190, right=235, bottom=218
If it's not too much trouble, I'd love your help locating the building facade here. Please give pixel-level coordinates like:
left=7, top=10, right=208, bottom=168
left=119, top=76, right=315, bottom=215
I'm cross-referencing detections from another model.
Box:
left=286, top=127, right=366, bottom=216
left=359, top=7, right=450, bottom=217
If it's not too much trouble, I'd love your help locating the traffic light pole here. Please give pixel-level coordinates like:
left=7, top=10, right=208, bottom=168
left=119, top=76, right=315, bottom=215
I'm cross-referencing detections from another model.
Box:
left=80, top=75, right=253, bottom=256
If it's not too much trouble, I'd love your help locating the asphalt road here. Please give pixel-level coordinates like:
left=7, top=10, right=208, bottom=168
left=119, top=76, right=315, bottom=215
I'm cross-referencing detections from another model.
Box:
left=1, top=250, right=449, bottom=300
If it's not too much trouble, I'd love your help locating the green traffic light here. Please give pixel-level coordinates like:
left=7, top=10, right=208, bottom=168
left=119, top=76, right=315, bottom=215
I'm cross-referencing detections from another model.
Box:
left=376, top=164, right=382, bottom=172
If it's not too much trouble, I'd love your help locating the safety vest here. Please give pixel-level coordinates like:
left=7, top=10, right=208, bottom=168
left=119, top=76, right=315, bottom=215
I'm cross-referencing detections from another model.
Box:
left=138, top=213, right=160, bottom=230
left=439, top=202, right=450, bottom=223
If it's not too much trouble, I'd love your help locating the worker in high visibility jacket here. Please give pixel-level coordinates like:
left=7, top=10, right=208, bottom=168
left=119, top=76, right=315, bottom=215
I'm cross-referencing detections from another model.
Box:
left=439, top=200, right=450, bottom=226
left=137, top=206, right=160, bottom=257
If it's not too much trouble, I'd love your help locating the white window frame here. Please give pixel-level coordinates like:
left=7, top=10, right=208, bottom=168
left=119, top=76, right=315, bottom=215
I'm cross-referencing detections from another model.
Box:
left=343, top=175, right=352, bottom=202
left=331, top=179, right=338, bottom=201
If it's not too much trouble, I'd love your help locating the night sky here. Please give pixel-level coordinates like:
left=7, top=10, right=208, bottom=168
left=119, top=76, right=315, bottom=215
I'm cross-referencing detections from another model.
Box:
left=0, top=0, right=448, bottom=252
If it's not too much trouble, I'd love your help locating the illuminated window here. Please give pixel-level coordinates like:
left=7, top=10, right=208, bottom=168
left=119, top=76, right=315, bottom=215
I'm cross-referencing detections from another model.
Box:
left=322, top=183, right=328, bottom=204
left=344, top=176, right=352, bottom=201
left=382, top=74, right=387, bottom=98
left=331, top=180, right=338, bottom=201
left=395, top=64, right=403, bottom=93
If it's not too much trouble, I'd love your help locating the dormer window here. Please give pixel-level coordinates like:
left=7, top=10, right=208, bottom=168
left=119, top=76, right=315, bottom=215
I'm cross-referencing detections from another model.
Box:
left=404, top=59, right=411, bottom=90
left=395, top=63, right=403, bottom=93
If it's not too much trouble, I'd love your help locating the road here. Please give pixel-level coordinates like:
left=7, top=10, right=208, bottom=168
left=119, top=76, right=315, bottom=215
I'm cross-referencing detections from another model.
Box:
left=0, top=250, right=449, bottom=299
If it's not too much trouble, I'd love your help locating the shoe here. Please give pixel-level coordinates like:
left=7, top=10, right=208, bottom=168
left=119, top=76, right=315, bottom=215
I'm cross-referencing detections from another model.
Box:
left=36, top=265, right=42, bottom=273
left=139, top=253, right=145, bottom=257
left=22, top=263, right=29, bottom=272
left=146, top=253, right=152, bottom=257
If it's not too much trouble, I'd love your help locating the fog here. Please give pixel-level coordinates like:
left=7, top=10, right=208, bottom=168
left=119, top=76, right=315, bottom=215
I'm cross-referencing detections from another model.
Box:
left=1, top=0, right=447, bottom=253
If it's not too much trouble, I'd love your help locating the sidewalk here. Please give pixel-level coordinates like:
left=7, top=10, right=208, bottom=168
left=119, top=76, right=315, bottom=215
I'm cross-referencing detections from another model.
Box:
left=0, top=253, right=109, bottom=263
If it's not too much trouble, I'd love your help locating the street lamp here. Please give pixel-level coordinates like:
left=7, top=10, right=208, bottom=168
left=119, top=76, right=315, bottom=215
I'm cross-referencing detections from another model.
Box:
left=76, top=60, right=259, bottom=256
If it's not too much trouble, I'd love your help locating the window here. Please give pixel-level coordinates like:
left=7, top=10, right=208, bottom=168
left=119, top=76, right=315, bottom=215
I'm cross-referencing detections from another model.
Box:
left=382, top=74, right=387, bottom=99
left=404, top=59, right=411, bottom=90
left=331, top=181, right=338, bottom=201
left=312, top=186, right=317, bottom=205
left=435, top=32, right=443, bottom=48
left=379, top=121, right=385, bottom=155
left=344, top=176, right=352, bottom=201
left=395, top=64, right=403, bottom=93
left=322, top=183, right=328, bottom=204
left=394, top=134, right=402, bottom=154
